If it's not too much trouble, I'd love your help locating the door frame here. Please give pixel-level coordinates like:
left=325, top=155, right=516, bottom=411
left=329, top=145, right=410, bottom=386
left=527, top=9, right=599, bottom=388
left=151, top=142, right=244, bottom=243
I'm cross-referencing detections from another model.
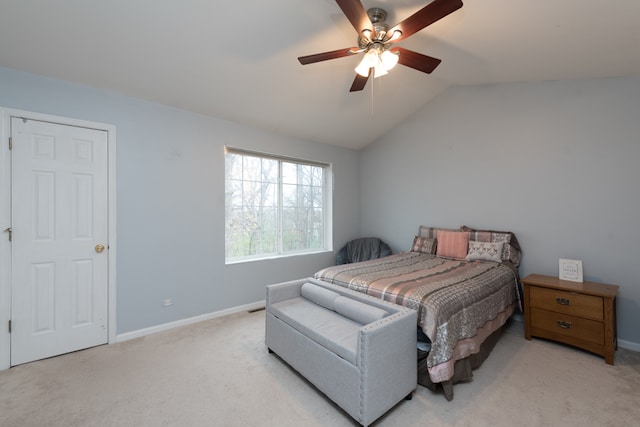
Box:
left=0, top=108, right=117, bottom=370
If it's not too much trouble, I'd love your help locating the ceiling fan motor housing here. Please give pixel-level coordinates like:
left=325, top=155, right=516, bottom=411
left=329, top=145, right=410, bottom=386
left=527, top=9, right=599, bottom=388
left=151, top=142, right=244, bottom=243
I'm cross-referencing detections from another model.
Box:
left=358, top=8, right=390, bottom=48
left=367, top=7, right=387, bottom=24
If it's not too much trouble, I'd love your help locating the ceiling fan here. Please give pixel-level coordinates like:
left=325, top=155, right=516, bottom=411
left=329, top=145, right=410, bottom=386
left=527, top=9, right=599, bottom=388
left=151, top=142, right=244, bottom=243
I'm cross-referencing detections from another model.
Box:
left=298, top=0, right=463, bottom=92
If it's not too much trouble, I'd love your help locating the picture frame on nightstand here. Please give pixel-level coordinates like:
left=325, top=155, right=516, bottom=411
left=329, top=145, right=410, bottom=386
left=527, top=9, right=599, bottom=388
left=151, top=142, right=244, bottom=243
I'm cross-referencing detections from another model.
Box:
left=559, top=258, right=583, bottom=282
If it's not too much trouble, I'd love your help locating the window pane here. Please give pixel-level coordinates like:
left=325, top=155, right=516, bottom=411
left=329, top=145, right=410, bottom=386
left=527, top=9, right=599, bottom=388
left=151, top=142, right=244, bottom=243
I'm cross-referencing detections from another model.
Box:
left=225, top=149, right=329, bottom=261
left=242, top=156, right=260, bottom=181
left=282, top=162, right=297, bottom=185
left=281, top=207, right=296, bottom=251
left=262, top=158, right=278, bottom=183
left=225, top=153, right=241, bottom=180
left=257, top=206, right=277, bottom=254
left=282, top=183, right=297, bottom=207
left=310, top=166, right=323, bottom=187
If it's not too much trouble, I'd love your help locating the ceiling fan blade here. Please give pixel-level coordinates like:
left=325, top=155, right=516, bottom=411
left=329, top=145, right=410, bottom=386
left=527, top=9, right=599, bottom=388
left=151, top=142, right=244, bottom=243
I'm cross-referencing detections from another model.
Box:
left=349, top=71, right=370, bottom=92
left=335, top=0, right=373, bottom=36
left=298, top=47, right=360, bottom=65
left=392, top=47, right=442, bottom=74
left=388, top=0, right=463, bottom=43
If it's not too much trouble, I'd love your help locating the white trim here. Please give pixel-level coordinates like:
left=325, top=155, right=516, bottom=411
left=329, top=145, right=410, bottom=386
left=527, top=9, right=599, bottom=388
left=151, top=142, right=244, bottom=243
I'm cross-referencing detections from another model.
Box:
left=0, top=111, right=11, bottom=370
left=618, top=339, right=640, bottom=353
left=116, top=300, right=266, bottom=343
left=0, top=108, right=116, bottom=370
left=224, top=145, right=330, bottom=168
left=107, top=122, right=117, bottom=345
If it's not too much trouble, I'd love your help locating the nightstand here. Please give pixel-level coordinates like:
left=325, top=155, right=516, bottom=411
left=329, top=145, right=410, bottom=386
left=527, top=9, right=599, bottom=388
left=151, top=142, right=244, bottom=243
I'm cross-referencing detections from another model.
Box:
left=522, top=273, right=618, bottom=365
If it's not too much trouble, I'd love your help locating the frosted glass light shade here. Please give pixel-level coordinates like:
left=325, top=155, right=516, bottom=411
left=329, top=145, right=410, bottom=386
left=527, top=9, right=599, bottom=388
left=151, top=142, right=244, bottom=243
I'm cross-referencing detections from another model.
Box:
left=354, top=47, right=399, bottom=78
left=355, top=61, right=371, bottom=77
left=381, top=50, right=399, bottom=70
left=373, top=62, right=388, bottom=78
left=355, top=49, right=379, bottom=77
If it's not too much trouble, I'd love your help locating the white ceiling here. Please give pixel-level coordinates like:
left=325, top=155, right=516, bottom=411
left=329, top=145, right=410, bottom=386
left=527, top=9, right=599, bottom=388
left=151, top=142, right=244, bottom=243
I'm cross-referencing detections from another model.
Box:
left=1, top=0, right=639, bottom=150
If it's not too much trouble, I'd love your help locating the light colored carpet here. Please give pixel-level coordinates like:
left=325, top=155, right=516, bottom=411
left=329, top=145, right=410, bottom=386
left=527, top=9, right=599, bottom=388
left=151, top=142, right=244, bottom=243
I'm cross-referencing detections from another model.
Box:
left=1, top=311, right=639, bottom=427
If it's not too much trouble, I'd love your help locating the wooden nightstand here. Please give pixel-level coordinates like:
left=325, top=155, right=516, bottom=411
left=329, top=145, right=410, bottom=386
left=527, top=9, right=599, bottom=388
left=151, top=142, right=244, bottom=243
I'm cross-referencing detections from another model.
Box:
left=522, top=273, right=618, bottom=365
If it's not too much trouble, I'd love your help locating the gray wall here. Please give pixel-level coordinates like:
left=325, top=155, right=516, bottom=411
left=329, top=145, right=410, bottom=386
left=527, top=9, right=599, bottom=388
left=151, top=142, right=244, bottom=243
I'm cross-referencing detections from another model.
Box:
left=4, top=64, right=638, bottom=349
left=360, top=77, right=640, bottom=347
left=0, top=66, right=361, bottom=334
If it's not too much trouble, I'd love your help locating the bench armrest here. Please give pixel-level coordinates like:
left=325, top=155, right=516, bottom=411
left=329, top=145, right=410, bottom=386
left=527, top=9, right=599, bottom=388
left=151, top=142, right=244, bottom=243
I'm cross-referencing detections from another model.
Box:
left=266, top=278, right=308, bottom=306
left=359, top=308, right=417, bottom=367
left=358, top=308, right=417, bottom=415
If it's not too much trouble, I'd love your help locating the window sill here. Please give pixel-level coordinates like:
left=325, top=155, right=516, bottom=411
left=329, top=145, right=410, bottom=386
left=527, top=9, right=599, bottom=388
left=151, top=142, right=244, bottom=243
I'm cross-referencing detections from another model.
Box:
left=225, top=249, right=332, bottom=265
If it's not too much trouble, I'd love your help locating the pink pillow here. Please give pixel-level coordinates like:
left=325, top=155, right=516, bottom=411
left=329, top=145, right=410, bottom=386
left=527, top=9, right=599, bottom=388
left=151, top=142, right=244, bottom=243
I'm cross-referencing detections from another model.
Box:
left=436, top=230, right=470, bottom=259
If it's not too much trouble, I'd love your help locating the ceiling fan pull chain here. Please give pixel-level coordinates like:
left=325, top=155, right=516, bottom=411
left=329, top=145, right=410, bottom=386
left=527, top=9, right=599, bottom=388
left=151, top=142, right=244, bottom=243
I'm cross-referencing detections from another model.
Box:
left=370, top=72, right=375, bottom=115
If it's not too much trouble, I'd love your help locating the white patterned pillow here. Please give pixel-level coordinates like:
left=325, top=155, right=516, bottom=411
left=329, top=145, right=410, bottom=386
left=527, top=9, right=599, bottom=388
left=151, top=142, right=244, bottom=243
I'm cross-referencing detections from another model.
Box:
left=466, top=241, right=504, bottom=262
left=461, top=225, right=522, bottom=266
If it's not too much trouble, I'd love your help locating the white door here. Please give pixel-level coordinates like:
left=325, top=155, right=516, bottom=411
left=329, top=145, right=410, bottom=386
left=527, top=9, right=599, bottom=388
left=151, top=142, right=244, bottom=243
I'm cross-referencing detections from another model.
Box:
left=10, top=117, right=109, bottom=366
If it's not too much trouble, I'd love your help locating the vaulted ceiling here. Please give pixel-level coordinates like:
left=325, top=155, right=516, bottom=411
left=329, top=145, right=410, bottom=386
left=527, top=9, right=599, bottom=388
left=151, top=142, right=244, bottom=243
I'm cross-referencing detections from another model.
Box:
left=1, top=0, right=639, bottom=149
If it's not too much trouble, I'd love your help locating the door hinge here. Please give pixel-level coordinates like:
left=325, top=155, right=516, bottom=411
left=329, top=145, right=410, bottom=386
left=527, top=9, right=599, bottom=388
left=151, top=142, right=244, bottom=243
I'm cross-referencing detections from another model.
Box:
left=4, top=227, right=11, bottom=242
left=8, top=320, right=11, bottom=334
left=8, top=137, right=12, bottom=150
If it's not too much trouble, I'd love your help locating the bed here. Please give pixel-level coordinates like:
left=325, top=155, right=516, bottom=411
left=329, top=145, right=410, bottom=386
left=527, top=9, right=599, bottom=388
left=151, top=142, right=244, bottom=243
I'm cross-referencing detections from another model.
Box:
left=313, top=225, right=522, bottom=400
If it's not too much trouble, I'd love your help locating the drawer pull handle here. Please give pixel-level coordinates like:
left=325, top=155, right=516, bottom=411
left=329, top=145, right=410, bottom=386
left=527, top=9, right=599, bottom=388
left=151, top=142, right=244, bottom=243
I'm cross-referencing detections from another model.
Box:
left=557, top=320, right=573, bottom=329
left=556, top=297, right=571, bottom=306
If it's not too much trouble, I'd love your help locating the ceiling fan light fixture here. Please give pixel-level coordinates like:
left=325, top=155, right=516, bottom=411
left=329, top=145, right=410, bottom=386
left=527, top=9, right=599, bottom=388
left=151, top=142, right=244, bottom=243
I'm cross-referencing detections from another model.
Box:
left=381, top=49, right=399, bottom=70
left=355, top=60, right=371, bottom=77
left=388, top=30, right=402, bottom=42
left=355, top=44, right=399, bottom=78
left=373, top=62, right=388, bottom=78
left=355, top=48, right=379, bottom=76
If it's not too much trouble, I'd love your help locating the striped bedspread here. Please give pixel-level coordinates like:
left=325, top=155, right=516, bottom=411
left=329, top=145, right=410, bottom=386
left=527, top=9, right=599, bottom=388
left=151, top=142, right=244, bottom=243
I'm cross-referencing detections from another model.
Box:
left=313, top=252, right=520, bottom=382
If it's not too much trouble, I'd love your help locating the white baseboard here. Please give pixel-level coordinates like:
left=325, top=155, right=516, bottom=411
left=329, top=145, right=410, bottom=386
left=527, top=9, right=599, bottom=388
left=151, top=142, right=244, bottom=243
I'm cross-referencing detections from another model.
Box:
left=105, top=299, right=640, bottom=354
left=116, top=300, right=266, bottom=343
left=116, top=302, right=640, bottom=351
left=618, top=339, right=640, bottom=353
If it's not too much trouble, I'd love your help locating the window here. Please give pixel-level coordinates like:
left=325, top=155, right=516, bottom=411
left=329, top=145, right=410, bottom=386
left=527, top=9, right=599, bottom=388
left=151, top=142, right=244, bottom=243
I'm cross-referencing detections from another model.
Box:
left=225, top=147, right=332, bottom=263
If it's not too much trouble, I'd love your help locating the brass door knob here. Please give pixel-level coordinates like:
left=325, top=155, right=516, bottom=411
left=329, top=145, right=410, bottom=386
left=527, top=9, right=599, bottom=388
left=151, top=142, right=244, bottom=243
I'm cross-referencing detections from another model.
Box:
left=95, top=244, right=105, bottom=253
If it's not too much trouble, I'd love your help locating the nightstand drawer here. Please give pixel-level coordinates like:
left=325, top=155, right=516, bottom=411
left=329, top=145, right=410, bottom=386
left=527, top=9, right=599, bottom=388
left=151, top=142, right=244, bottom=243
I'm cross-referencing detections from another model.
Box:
left=529, top=286, right=603, bottom=321
left=530, top=307, right=604, bottom=345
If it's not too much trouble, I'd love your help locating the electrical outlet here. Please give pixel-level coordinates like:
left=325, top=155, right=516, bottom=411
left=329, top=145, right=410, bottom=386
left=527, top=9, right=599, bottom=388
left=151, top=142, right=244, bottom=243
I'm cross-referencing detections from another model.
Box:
left=162, top=298, right=173, bottom=307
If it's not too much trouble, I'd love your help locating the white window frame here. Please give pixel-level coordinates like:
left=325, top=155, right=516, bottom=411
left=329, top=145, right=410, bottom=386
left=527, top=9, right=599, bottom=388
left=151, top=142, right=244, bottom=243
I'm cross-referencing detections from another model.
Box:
left=224, top=146, right=333, bottom=264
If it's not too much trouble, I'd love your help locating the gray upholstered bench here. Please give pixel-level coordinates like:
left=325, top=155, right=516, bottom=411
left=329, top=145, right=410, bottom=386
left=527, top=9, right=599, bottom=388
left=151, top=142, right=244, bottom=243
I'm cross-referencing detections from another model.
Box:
left=266, top=277, right=417, bottom=427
